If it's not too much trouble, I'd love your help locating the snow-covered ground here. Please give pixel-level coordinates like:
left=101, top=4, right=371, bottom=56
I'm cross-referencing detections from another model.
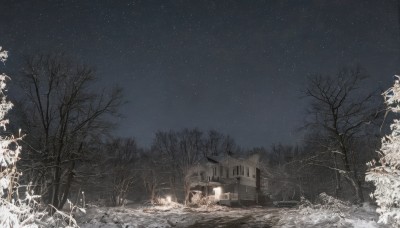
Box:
left=76, top=202, right=387, bottom=228
left=76, top=204, right=279, bottom=228
left=277, top=203, right=386, bottom=228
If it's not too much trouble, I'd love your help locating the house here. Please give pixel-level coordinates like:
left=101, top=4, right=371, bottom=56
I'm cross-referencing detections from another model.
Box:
left=188, top=153, right=261, bottom=206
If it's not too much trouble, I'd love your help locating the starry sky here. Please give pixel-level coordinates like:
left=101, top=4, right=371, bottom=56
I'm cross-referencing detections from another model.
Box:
left=0, top=0, right=399, bottom=148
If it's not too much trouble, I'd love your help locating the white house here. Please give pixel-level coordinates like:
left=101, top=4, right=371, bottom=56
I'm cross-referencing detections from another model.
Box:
left=188, top=153, right=261, bottom=206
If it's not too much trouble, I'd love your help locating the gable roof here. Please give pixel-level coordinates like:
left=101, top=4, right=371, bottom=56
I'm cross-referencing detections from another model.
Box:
left=205, top=153, right=260, bottom=167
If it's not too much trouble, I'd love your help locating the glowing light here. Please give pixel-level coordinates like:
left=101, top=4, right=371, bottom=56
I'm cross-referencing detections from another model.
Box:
left=213, top=187, right=222, bottom=200
left=166, top=196, right=172, bottom=203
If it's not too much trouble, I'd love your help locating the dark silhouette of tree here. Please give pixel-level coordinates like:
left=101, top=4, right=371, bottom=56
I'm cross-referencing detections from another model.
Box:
left=103, top=138, right=139, bottom=206
left=19, top=52, right=122, bottom=210
left=302, top=67, right=381, bottom=203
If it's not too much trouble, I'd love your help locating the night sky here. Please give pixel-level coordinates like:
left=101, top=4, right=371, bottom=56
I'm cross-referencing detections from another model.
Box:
left=0, top=0, right=399, bottom=148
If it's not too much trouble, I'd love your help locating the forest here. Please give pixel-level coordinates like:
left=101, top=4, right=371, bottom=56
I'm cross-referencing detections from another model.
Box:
left=1, top=49, right=396, bottom=227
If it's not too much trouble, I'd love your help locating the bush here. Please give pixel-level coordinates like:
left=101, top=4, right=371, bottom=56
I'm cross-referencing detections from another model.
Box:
left=189, top=191, right=216, bottom=207
left=278, top=193, right=380, bottom=227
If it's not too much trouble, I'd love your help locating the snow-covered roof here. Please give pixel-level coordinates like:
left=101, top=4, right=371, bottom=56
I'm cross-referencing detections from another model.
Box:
left=205, top=153, right=260, bottom=167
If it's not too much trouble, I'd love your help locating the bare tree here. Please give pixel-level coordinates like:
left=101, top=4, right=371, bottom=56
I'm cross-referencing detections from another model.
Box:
left=297, top=132, right=344, bottom=199
left=18, top=52, right=122, bottom=210
left=203, top=130, right=237, bottom=157
left=259, top=144, right=301, bottom=201
left=302, top=67, right=381, bottom=203
left=103, top=138, right=139, bottom=206
left=153, top=128, right=204, bottom=205
left=139, top=148, right=166, bottom=204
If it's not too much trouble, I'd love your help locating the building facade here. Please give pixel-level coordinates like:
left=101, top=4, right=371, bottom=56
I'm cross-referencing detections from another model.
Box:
left=188, top=153, right=261, bottom=206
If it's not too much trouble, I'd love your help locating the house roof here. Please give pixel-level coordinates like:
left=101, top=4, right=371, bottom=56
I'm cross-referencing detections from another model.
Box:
left=205, top=153, right=260, bottom=167
left=206, top=155, right=225, bottom=163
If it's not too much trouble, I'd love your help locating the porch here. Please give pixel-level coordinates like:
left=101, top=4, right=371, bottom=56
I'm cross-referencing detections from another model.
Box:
left=218, top=192, right=239, bottom=206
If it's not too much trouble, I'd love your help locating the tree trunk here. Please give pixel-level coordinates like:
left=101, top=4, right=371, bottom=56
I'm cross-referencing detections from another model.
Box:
left=51, top=154, right=62, bottom=213
left=150, top=185, right=155, bottom=204
left=333, top=153, right=341, bottom=198
left=59, top=161, right=75, bottom=209
left=340, top=141, right=364, bottom=203
left=169, top=176, right=177, bottom=202
left=184, top=181, right=190, bottom=205
left=343, top=174, right=364, bottom=204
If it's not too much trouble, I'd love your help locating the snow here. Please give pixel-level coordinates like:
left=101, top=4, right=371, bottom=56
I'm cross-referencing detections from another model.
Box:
left=0, top=47, right=8, bottom=63
left=278, top=204, right=385, bottom=228
left=366, top=76, right=400, bottom=226
left=76, top=202, right=385, bottom=228
left=277, top=194, right=387, bottom=228
left=77, top=204, right=232, bottom=228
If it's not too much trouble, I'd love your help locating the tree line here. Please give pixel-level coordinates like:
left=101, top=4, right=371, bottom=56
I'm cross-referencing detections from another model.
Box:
left=11, top=51, right=385, bottom=208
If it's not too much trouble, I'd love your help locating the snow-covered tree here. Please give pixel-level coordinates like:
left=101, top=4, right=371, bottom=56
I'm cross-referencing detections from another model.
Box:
left=366, top=76, right=400, bottom=225
left=0, top=46, right=85, bottom=228
left=0, top=47, right=39, bottom=227
left=0, top=63, right=20, bottom=201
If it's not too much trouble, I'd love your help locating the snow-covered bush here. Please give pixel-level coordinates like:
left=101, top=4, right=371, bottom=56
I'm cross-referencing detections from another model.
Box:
left=190, top=192, right=205, bottom=205
left=297, top=193, right=351, bottom=217
left=314, top=192, right=351, bottom=211
left=0, top=186, right=45, bottom=227
left=366, top=75, right=400, bottom=226
left=189, top=191, right=216, bottom=207
left=279, top=193, right=380, bottom=227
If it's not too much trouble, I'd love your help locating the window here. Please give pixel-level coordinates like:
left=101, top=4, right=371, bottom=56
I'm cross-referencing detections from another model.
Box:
left=233, top=167, right=235, bottom=176
left=240, top=165, right=244, bottom=175
left=226, top=168, right=229, bottom=178
left=213, top=167, right=217, bottom=176
left=246, top=167, right=249, bottom=177
left=220, top=166, right=223, bottom=177
left=236, top=166, right=239, bottom=176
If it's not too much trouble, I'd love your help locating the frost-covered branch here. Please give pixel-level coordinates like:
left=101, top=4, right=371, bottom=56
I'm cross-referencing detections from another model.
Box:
left=366, top=76, right=400, bottom=226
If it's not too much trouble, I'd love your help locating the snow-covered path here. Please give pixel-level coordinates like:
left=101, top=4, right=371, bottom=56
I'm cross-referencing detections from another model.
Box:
left=184, top=207, right=280, bottom=228
left=76, top=204, right=385, bottom=228
left=77, top=205, right=280, bottom=228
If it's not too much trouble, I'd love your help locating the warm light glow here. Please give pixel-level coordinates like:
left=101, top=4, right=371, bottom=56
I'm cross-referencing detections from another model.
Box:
left=213, top=187, right=222, bottom=200
left=166, top=196, right=172, bottom=203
